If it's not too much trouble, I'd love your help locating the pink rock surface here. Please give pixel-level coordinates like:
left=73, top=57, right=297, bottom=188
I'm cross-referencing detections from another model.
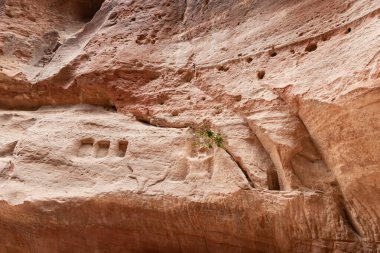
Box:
left=0, top=0, right=379, bottom=252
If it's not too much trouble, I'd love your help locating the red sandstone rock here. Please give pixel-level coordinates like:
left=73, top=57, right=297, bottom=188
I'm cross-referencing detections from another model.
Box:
left=0, top=0, right=379, bottom=252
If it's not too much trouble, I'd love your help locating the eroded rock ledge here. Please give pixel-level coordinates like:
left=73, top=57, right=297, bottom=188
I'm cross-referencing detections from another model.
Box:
left=0, top=0, right=379, bottom=252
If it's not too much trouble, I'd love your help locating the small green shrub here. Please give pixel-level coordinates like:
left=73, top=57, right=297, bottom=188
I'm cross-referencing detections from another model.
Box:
left=193, top=127, right=224, bottom=149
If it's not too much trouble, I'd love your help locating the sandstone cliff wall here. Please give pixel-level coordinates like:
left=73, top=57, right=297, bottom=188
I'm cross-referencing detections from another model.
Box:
left=0, top=0, right=379, bottom=252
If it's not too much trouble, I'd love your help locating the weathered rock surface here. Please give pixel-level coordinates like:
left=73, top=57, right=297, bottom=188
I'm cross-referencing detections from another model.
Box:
left=0, top=0, right=379, bottom=252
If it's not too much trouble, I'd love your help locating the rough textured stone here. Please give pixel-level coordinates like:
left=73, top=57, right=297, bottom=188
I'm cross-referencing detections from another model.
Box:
left=0, top=0, right=379, bottom=252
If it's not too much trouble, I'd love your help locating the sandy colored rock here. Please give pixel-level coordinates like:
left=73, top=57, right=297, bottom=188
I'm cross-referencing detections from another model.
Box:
left=0, top=0, right=379, bottom=252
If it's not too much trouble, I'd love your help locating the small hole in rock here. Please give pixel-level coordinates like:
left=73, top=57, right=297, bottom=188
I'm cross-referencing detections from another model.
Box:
left=246, top=57, right=253, bottom=63
left=118, top=140, right=128, bottom=157
left=109, top=12, right=117, bottom=20
left=74, top=0, right=105, bottom=22
left=267, top=169, right=281, bottom=190
left=217, top=65, right=229, bottom=72
left=290, top=49, right=295, bottom=54
left=305, top=42, right=318, bottom=52
left=95, top=140, right=110, bottom=158
left=78, top=138, right=94, bottom=157
left=257, top=70, right=265, bottom=80
left=269, top=51, right=277, bottom=57
left=345, top=28, right=352, bottom=34
left=321, top=35, right=329, bottom=41
left=131, top=17, right=136, bottom=21
left=105, top=105, right=117, bottom=112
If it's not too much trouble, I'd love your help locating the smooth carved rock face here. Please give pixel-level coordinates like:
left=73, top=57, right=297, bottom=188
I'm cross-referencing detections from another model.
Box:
left=0, top=0, right=379, bottom=252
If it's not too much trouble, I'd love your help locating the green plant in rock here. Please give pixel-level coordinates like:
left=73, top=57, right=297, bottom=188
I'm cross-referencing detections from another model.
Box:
left=193, top=127, right=224, bottom=149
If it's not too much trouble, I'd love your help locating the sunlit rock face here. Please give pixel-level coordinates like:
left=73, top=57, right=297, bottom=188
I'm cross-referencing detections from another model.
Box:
left=0, top=0, right=379, bottom=252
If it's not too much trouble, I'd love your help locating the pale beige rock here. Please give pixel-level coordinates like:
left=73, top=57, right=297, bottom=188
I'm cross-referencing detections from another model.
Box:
left=0, top=0, right=379, bottom=252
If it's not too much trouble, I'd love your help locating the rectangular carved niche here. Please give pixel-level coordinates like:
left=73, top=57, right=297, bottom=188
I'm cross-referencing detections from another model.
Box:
left=117, top=140, right=128, bottom=157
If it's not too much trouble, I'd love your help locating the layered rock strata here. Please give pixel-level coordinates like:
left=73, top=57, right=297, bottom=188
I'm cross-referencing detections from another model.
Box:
left=0, top=0, right=379, bottom=252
